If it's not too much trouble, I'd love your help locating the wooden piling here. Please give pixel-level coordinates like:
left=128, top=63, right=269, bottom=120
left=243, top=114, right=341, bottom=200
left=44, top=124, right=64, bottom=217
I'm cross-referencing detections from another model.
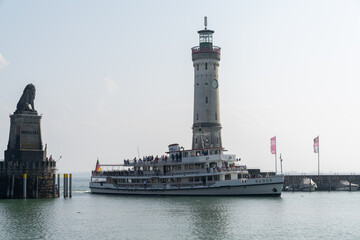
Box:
left=349, top=179, right=352, bottom=192
left=69, top=173, right=72, bottom=198
left=57, top=174, right=60, bottom=197
left=35, top=175, right=39, bottom=198
left=11, top=175, right=15, bottom=198
left=66, top=174, right=68, bottom=197
left=23, top=174, right=27, bottom=199
left=52, top=173, right=56, bottom=198
left=6, top=175, right=10, bottom=198
left=63, top=173, right=66, bottom=198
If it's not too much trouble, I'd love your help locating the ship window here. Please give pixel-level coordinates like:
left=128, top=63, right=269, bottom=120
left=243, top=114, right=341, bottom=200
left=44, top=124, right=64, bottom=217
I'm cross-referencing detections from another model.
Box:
left=238, top=174, right=242, bottom=179
left=206, top=97, right=208, bottom=103
left=205, top=63, right=207, bottom=70
left=214, top=175, right=220, bottom=181
left=183, top=152, right=188, bottom=158
left=201, top=163, right=205, bottom=169
left=189, top=177, right=194, bottom=182
left=207, top=176, right=213, bottom=181
left=225, top=174, right=231, bottom=180
left=185, top=164, right=189, bottom=170
left=189, top=164, right=194, bottom=170
left=195, top=177, right=200, bottom=182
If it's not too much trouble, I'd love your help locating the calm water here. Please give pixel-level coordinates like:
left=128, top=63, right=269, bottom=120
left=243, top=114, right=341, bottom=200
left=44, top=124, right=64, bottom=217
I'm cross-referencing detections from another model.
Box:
left=1, top=176, right=359, bottom=240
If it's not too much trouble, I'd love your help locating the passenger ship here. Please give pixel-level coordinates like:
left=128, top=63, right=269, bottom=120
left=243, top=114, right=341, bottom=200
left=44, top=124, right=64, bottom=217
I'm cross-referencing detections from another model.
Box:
left=90, top=144, right=284, bottom=196
left=89, top=18, right=284, bottom=196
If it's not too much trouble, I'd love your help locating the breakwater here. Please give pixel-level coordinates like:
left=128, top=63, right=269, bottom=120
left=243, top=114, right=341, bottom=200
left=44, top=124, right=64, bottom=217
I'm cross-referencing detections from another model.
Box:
left=284, top=174, right=360, bottom=191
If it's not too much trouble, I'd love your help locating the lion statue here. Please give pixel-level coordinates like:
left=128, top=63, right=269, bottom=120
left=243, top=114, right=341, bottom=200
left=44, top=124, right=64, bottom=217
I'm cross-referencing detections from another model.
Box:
left=15, top=83, right=37, bottom=114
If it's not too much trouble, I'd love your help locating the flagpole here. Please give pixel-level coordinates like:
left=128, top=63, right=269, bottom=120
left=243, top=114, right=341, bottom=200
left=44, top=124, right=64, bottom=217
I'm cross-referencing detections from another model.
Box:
left=275, top=136, right=277, bottom=175
left=318, top=135, right=320, bottom=176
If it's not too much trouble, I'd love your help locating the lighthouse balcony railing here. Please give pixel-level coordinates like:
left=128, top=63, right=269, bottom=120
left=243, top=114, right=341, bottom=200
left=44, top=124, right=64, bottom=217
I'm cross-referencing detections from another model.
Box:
left=191, top=46, right=221, bottom=54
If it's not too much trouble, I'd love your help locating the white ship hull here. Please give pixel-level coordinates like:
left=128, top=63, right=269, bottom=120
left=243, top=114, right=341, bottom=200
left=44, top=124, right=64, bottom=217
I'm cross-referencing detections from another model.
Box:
left=335, top=186, right=358, bottom=191
left=90, top=176, right=284, bottom=196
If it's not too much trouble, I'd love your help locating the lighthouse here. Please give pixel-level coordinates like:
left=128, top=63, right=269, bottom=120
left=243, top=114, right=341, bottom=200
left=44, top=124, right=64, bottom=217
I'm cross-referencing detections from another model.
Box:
left=192, top=17, right=222, bottom=150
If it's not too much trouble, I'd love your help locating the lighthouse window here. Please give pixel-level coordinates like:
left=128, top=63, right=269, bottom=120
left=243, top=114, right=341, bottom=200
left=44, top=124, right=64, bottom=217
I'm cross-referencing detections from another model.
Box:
left=215, top=113, right=217, bottom=120
left=205, top=97, right=208, bottom=103
left=196, top=113, right=199, bottom=120
left=214, top=64, right=216, bottom=70
left=196, top=64, right=199, bottom=70
left=205, top=63, right=207, bottom=70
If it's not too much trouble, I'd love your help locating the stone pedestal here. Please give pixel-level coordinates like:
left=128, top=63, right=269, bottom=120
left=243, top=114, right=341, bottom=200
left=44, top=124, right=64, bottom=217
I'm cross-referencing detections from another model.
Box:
left=5, top=113, right=44, bottom=163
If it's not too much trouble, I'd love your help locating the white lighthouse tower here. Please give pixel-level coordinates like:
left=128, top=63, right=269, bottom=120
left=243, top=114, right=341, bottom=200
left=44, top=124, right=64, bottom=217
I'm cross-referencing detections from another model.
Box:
left=192, top=17, right=222, bottom=150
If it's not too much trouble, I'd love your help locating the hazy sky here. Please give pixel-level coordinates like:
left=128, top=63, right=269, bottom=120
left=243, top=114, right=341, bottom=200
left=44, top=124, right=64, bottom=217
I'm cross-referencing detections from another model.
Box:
left=1, top=0, right=360, bottom=174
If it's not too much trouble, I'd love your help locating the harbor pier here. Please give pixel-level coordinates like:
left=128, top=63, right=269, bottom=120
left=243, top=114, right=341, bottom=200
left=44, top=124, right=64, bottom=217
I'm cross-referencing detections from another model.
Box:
left=284, top=174, right=360, bottom=191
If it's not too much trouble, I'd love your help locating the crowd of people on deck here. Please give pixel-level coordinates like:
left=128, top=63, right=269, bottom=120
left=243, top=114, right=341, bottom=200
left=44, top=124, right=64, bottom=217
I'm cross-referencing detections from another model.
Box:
left=97, top=168, right=145, bottom=177
left=123, top=153, right=183, bottom=166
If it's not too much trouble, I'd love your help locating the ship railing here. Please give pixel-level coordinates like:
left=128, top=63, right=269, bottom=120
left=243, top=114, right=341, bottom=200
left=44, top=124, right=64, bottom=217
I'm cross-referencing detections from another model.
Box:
left=92, top=166, right=248, bottom=178
left=112, top=182, right=214, bottom=189
left=123, top=158, right=182, bottom=166
left=121, top=153, right=239, bottom=167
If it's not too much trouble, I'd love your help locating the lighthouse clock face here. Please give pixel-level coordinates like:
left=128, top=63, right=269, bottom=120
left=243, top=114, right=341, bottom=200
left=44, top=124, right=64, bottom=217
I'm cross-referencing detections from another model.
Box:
left=212, top=79, right=218, bottom=89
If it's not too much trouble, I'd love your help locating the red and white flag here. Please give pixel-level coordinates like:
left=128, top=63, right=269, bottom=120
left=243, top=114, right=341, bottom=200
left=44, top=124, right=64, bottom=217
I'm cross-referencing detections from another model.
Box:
left=271, top=136, right=276, bottom=154
left=313, top=136, right=319, bottom=153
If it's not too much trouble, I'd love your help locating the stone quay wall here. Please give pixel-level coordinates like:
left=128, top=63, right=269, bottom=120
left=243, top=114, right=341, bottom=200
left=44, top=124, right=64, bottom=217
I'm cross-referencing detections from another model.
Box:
left=0, top=160, right=58, bottom=198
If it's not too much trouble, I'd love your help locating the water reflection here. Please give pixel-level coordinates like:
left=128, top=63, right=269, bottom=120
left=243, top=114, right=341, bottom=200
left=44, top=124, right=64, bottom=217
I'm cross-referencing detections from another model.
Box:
left=187, top=197, right=232, bottom=240
left=0, top=199, right=56, bottom=240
